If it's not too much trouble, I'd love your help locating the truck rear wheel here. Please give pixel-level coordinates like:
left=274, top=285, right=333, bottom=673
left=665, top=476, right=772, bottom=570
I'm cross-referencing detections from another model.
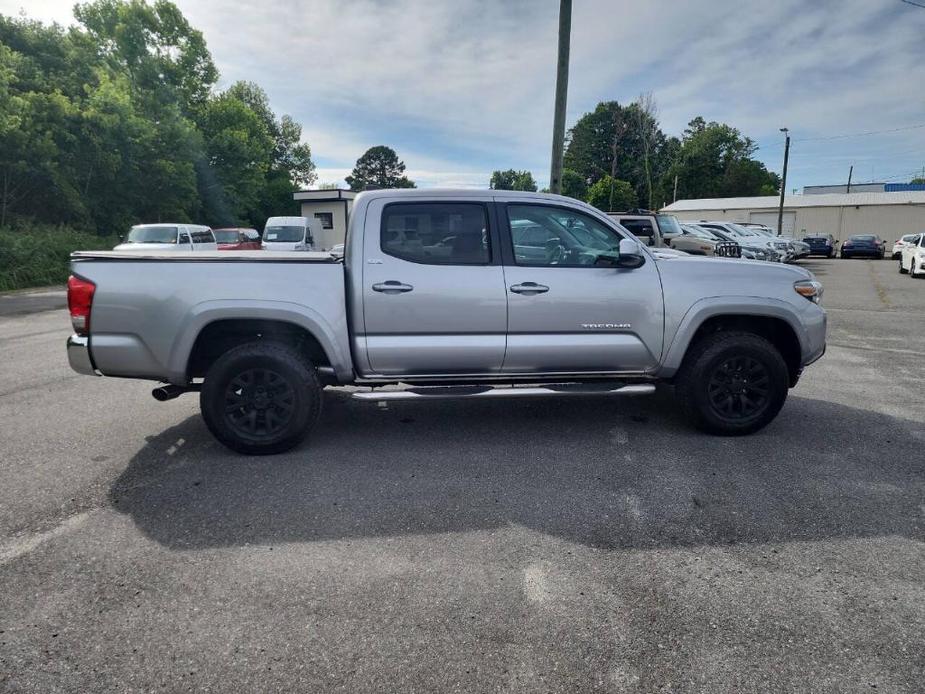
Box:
left=200, top=341, right=322, bottom=455
left=675, top=331, right=788, bottom=435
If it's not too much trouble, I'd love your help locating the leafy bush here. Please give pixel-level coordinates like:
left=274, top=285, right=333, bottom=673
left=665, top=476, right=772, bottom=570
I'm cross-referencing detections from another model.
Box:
left=586, top=176, right=638, bottom=212
left=0, top=226, right=117, bottom=291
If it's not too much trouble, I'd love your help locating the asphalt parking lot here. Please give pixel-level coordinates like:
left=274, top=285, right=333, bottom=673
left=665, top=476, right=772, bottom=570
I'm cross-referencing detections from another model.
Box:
left=1, top=259, right=923, bottom=693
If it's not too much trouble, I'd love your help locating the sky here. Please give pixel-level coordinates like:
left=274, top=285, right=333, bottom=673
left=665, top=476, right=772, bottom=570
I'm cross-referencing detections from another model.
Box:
left=5, top=0, right=925, bottom=194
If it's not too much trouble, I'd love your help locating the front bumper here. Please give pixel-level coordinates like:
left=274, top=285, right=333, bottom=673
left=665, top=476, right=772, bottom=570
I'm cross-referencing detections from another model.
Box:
left=67, top=335, right=99, bottom=376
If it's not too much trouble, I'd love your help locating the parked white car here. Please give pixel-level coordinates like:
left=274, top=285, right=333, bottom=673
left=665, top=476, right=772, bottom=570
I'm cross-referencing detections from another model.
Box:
left=262, top=216, right=322, bottom=251
left=114, top=224, right=216, bottom=251
left=899, top=232, right=925, bottom=277
left=893, top=234, right=918, bottom=259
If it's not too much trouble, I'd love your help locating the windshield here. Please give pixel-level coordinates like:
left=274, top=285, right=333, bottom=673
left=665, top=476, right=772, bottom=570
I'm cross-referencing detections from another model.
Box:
left=126, top=225, right=178, bottom=244
left=656, top=215, right=682, bottom=235
left=850, top=235, right=876, bottom=241
left=727, top=224, right=761, bottom=237
left=264, top=225, right=305, bottom=242
left=213, top=230, right=240, bottom=243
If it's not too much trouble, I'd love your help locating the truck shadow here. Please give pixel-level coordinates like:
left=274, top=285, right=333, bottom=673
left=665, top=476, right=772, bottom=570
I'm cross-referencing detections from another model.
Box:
left=108, top=388, right=925, bottom=551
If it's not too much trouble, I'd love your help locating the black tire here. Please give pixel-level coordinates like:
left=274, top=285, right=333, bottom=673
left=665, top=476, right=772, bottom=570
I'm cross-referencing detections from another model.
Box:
left=899, top=260, right=907, bottom=274
left=675, top=331, right=789, bottom=436
left=200, top=341, right=322, bottom=455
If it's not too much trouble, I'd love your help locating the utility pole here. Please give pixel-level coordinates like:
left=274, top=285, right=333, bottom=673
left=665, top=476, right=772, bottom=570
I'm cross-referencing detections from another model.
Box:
left=777, top=128, right=790, bottom=237
left=846, top=165, right=853, bottom=194
left=548, top=0, right=571, bottom=194
left=673, top=174, right=678, bottom=203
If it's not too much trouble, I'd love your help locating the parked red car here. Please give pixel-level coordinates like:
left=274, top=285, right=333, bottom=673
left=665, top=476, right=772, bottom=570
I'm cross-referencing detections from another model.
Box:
left=213, top=228, right=262, bottom=250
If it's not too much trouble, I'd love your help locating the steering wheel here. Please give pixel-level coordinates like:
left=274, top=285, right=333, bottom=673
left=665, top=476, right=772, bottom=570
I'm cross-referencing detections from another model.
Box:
left=545, top=240, right=565, bottom=264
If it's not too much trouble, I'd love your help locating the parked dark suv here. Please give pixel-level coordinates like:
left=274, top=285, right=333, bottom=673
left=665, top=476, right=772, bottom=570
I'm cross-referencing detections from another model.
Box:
left=802, top=234, right=837, bottom=258
left=840, top=234, right=885, bottom=259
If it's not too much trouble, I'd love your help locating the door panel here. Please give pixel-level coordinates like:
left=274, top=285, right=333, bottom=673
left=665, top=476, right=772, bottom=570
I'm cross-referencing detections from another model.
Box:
left=500, top=202, right=664, bottom=374
left=361, top=198, right=507, bottom=376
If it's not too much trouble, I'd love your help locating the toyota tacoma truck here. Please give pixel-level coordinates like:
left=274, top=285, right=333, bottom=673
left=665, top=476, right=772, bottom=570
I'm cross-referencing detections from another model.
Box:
left=66, top=189, right=827, bottom=455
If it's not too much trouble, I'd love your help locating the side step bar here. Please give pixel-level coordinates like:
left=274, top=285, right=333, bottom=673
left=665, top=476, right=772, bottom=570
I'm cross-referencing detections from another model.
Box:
left=351, top=382, right=655, bottom=402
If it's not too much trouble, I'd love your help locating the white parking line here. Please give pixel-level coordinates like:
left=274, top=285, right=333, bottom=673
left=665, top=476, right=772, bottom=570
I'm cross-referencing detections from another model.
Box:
left=0, top=511, right=92, bottom=565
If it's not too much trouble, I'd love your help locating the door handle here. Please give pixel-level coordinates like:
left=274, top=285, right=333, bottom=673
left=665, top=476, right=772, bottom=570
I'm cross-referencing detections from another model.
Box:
left=372, top=281, right=414, bottom=294
left=510, top=282, right=549, bottom=295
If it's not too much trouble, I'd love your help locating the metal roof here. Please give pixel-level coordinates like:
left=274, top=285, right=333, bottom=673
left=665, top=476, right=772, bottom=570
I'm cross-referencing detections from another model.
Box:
left=662, top=191, right=925, bottom=212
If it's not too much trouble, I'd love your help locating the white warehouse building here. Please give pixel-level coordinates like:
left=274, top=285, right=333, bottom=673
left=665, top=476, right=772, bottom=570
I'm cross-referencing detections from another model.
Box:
left=662, top=191, right=925, bottom=243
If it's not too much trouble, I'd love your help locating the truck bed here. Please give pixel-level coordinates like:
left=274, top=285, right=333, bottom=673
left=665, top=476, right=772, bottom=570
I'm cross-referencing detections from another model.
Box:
left=71, top=251, right=352, bottom=384
left=72, top=250, right=340, bottom=262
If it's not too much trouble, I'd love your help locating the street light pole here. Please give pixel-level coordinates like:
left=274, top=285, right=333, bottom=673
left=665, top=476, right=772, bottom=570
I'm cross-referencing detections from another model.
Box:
left=777, top=127, right=790, bottom=237
left=548, top=0, right=572, bottom=194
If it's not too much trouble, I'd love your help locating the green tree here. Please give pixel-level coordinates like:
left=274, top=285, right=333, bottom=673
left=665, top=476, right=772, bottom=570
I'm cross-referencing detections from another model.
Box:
left=911, top=176, right=925, bottom=185
left=489, top=169, right=537, bottom=191
left=197, top=91, right=274, bottom=225
left=586, top=176, right=637, bottom=212
left=664, top=117, right=780, bottom=200
left=74, top=0, right=217, bottom=110
left=0, top=3, right=316, bottom=234
left=221, top=81, right=316, bottom=226
left=346, top=146, right=415, bottom=191
left=559, top=169, right=587, bottom=200
left=564, top=100, right=672, bottom=208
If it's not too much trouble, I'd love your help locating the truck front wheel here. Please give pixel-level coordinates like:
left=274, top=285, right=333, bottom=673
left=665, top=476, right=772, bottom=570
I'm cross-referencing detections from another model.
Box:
left=675, top=331, right=789, bottom=435
left=200, top=341, right=322, bottom=455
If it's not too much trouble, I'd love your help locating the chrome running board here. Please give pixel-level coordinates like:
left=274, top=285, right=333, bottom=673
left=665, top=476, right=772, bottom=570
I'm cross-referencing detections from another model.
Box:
left=351, top=382, right=655, bottom=401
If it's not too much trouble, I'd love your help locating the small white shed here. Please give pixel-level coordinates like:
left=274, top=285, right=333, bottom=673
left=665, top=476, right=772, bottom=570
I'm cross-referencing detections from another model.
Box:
left=293, top=189, right=356, bottom=249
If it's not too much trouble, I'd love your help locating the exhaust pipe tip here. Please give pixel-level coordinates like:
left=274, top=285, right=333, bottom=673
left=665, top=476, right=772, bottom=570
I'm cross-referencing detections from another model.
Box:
left=152, top=385, right=184, bottom=402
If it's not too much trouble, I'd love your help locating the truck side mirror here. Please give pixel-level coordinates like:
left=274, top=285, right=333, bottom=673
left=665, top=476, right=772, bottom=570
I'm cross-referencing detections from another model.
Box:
left=617, top=238, right=645, bottom=268
left=596, top=239, right=645, bottom=269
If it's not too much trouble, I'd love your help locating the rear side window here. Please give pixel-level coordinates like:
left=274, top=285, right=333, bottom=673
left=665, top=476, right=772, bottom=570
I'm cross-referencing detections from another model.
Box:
left=381, top=203, right=490, bottom=265
left=191, top=229, right=214, bottom=244
left=620, top=219, right=655, bottom=238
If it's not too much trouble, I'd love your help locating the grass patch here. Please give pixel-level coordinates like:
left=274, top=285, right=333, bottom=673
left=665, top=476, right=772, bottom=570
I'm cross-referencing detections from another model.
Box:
left=0, top=226, right=117, bottom=292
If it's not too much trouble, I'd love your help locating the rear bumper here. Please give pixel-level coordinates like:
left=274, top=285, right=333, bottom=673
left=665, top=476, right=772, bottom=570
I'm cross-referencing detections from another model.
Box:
left=67, top=335, right=99, bottom=376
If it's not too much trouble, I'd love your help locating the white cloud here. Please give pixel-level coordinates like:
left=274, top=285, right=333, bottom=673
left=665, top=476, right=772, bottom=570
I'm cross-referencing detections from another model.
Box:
left=4, top=0, right=924, bottom=191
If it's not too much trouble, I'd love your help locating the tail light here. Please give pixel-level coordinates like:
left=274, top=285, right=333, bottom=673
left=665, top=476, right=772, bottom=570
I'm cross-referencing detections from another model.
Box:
left=67, top=275, right=95, bottom=336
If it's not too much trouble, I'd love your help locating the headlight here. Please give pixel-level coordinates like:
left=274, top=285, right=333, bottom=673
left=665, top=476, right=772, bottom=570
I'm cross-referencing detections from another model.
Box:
left=794, top=279, right=823, bottom=303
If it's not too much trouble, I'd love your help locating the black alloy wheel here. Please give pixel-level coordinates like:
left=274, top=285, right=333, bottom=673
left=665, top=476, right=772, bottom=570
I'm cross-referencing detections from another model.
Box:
left=224, top=368, right=296, bottom=442
left=200, top=341, right=322, bottom=455
left=706, top=356, right=771, bottom=421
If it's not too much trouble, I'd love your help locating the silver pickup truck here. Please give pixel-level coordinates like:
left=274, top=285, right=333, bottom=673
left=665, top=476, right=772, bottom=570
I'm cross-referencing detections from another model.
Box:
left=66, top=189, right=826, bottom=454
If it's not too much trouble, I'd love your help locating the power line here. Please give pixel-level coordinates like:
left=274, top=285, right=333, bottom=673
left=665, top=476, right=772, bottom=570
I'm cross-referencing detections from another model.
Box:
left=796, top=123, right=925, bottom=142
left=868, top=168, right=925, bottom=182
left=900, top=0, right=925, bottom=9
left=758, top=123, right=925, bottom=150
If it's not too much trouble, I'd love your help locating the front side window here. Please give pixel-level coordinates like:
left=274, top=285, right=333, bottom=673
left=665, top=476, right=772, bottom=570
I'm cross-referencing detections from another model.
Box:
left=126, top=225, right=178, bottom=244
left=381, top=203, right=490, bottom=265
left=656, top=214, right=682, bottom=236
left=508, top=204, right=623, bottom=267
